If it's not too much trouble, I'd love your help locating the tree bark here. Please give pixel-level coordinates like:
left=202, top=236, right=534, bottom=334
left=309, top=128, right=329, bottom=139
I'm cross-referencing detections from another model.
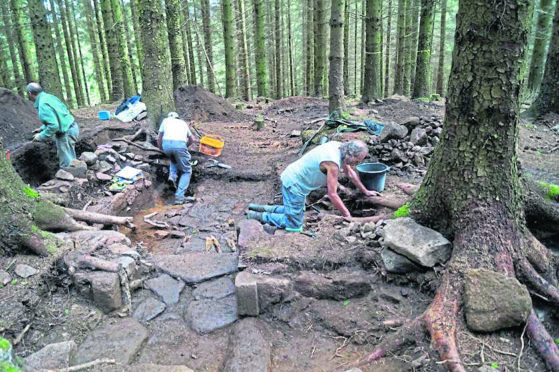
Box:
left=60, top=0, right=83, bottom=106
left=166, top=0, right=188, bottom=91
left=129, top=0, right=144, bottom=80
left=193, top=5, right=205, bottom=87
left=28, top=0, right=64, bottom=99
left=362, top=0, right=382, bottom=103
left=274, top=0, right=282, bottom=99
left=236, top=0, right=250, bottom=100
left=313, top=0, right=327, bottom=97
left=384, top=0, right=392, bottom=97
left=393, top=0, right=406, bottom=94
left=82, top=0, right=107, bottom=103
left=328, top=0, right=345, bottom=113
left=138, top=0, right=174, bottom=130
left=102, top=0, right=124, bottom=101
left=2, top=1, right=25, bottom=95
left=50, top=0, right=74, bottom=107
left=10, top=0, right=36, bottom=84
left=343, top=0, right=350, bottom=96
left=402, top=0, right=414, bottom=96
left=408, top=0, right=420, bottom=91
left=200, top=0, right=215, bottom=93
left=222, top=0, right=236, bottom=97
left=110, top=0, right=135, bottom=98
left=94, top=0, right=112, bottom=97
left=435, top=0, right=446, bottom=96
left=412, top=0, right=434, bottom=98
left=305, top=0, right=313, bottom=96
left=287, top=0, right=295, bottom=96
left=67, top=0, right=90, bottom=105
left=0, top=26, right=10, bottom=88
left=183, top=0, right=197, bottom=86
left=120, top=0, right=140, bottom=93
left=531, top=0, right=559, bottom=117
left=253, top=0, right=268, bottom=97
left=526, top=0, right=554, bottom=96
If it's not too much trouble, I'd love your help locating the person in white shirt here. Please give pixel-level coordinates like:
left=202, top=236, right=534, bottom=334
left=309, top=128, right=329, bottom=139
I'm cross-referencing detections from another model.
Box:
left=157, top=112, right=196, bottom=204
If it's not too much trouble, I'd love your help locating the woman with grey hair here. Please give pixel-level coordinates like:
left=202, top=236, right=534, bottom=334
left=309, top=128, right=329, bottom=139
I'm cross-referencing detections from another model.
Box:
left=247, top=139, right=379, bottom=231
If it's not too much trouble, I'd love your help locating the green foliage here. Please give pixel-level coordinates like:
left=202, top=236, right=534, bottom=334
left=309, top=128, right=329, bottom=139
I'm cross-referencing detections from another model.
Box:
left=343, top=300, right=350, bottom=307
left=10, top=279, right=17, bottom=286
left=538, top=181, right=559, bottom=200
left=430, top=93, right=441, bottom=101
left=0, top=361, right=22, bottom=372
left=0, top=338, right=10, bottom=351
left=394, top=204, right=410, bottom=218
left=23, top=187, right=39, bottom=198
left=490, top=363, right=500, bottom=369
left=524, top=124, right=533, bottom=129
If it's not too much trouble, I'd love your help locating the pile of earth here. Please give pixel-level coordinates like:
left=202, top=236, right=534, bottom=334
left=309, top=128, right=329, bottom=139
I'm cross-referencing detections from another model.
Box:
left=174, top=85, right=249, bottom=122
left=0, top=88, right=39, bottom=150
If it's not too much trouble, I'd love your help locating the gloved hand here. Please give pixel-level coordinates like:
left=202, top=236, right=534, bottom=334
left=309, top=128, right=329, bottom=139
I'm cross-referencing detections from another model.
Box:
left=32, top=128, right=42, bottom=134
left=32, top=133, right=42, bottom=142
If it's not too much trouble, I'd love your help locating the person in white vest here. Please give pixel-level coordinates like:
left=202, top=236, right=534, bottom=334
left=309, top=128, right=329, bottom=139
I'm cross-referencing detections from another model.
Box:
left=247, top=140, right=378, bottom=231
left=157, top=112, right=196, bottom=204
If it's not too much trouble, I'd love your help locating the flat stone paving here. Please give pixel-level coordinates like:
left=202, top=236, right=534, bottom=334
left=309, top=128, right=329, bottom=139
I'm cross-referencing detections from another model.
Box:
left=152, top=252, right=239, bottom=284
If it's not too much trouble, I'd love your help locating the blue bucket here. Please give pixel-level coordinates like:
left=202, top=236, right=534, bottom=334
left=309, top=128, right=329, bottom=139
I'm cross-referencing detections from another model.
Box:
left=356, top=163, right=390, bottom=192
left=98, top=111, right=111, bottom=120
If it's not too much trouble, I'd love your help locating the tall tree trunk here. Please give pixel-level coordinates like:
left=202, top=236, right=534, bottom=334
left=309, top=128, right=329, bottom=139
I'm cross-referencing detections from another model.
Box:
left=360, top=4, right=365, bottom=94
left=329, top=0, right=345, bottom=113
left=63, top=0, right=87, bottom=105
left=253, top=0, right=268, bottom=97
left=532, top=0, right=559, bottom=117
left=138, top=0, right=174, bottom=129
left=94, top=0, right=112, bottom=97
left=180, top=8, right=191, bottom=85
left=287, top=0, right=294, bottom=96
left=166, top=0, right=188, bottom=90
left=384, top=0, right=392, bottom=97
left=101, top=0, right=123, bottom=100
left=273, top=0, right=282, bottom=98
left=10, top=0, right=36, bottom=84
left=362, top=0, right=382, bottom=103
left=49, top=0, right=74, bottom=106
left=402, top=0, right=413, bottom=96
left=69, top=0, right=91, bottom=106
left=222, top=0, right=236, bottom=97
left=393, top=0, right=406, bottom=94
left=435, top=0, right=446, bottom=96
left=0, top=28, right=10, bottom=87
left=184, top=0, right=197, bottom=86
left=412, top=0, right=434, bottom=98
left=353, top=0, right=358, bottom=95
left=59, top=0, right=83, bottom=106
left=526, top=0, right=554, bottom=95
left=110, top=0, right=134, bottom=98
left=305, top=0, right=313, bottom=96
left=201, top=0, right=215, bottom=93
left=193, top=5, right=205, bottom=87
left=408, top=0, right=419, bottom=91
left=343, top=0, right=350, bottom=96
left=1, top=1, right=25, bottom=95
left=236, top=0, right=250, bottom=100
left=82, top=0, right=107, bottom=103
left=129, top=0, right=143, bottom=80
left=120, top=0, right=140, bottom=93
left=313, top=0, right=326, bottom=97
left=267, top=0, right=275, bottom=96
left=28, top=0, right=63, bottom=98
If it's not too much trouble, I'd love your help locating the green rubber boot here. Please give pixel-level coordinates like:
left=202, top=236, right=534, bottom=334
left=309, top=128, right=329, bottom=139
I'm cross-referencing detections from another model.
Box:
left=246, top=211, right=265, bottom=223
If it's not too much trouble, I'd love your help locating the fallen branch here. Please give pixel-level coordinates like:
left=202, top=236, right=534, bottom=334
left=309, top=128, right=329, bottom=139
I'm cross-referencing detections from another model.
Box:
left=112, top=138, right=165, bottom=155
left=64, top=208, right=136, bottom=231
left=76, top=255, right=120, bottom=272
left=53, top=358, right=117, bottom=372
left=143, top=218, right=169, bottom=229
left=13, top=323, right=31, bottom=346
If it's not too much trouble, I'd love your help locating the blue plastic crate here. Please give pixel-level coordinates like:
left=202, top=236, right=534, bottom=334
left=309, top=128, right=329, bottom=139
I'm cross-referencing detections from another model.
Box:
left=98, top=111, right=111, bottom=120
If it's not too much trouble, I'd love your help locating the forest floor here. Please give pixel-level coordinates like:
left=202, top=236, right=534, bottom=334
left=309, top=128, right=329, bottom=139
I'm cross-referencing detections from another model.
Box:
left=1, top=89, right=559, bottom=371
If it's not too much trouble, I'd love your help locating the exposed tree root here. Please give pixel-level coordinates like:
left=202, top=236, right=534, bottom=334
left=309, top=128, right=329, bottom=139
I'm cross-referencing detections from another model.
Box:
left=395, top=183, right=419, bottom=196
left=64, top=208, right=136, bottom=230
left=22, top=233, right=49, bottom=256
left=517, top=258, right=559, bottom=303
left=525, top=310, right=559, bottom=371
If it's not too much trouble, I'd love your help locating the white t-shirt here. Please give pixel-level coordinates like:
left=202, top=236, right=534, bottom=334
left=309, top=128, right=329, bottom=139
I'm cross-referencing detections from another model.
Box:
left=159, top=118, right=192, bottom=142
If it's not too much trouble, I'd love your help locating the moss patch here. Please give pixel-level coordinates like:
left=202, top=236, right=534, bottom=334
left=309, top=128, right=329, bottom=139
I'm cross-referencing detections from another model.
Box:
left=538, top=181, right=559, bottom=200
left=0, top=338, right=10, bottom=351
left=394, top=203, right=410, bottom=218
left=23, top=187, right=39, bottom=199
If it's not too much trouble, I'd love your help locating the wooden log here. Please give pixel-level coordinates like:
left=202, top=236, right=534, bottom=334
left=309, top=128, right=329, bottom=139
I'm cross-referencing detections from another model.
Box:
left=64, top=208, right=136, bottom=230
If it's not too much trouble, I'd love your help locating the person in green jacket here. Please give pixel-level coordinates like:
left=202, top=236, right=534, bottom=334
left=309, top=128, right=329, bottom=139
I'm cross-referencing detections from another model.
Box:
left=27, top=82, right=80, bottom=169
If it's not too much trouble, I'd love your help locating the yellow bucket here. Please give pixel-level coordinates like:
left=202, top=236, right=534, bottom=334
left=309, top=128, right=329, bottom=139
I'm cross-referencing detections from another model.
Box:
left=199, top=135, right=224, bottom=157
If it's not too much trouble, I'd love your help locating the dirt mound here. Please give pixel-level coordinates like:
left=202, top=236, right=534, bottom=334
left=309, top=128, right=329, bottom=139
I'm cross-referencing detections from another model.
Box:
left=0, top=88, right=39, bottom=150
left=264, top=96, right=327, bottom=114
left=174, top=85, right=249, bottom=122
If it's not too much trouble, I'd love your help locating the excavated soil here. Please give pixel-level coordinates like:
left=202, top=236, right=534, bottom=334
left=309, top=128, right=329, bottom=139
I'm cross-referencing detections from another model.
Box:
left=0, top=88, right=40, bottom=150
left=1, top=91, right=558, bottom=371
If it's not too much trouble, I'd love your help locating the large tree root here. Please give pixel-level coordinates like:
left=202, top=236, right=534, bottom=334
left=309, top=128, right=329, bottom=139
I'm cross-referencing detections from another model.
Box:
left=517, top=258, right=559, bottom=303
left=526, top=310, right=559, bottom=371
left=64, top=208, right=136, bottom=230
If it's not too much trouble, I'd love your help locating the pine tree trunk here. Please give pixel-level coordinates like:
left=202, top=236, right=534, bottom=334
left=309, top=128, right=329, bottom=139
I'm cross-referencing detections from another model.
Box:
left=0, top=31, right=10, bottom=87
left=532, top=0, right=559, bottom=117
left=10, top=0, right=36, bottom=84
left=1, top=1, right=25, bottom=95
left=525, top=0, right=554, bottom=95
left=94, top=0, right=112, bottom=97
left=402, top=0, right=413, bottom=96
left=120, top=0, right=140, bottom=93
left=328, top=0, right=345, bottom=113
left=82, top=0, right=107, bottom=103
left=28, top=0, right=63, bottom=98
left=193, top=5, right=205, bottom=87
left=362, top=0, right=382, bottom=103
left=222, top=0, right=236, bottom=97
left=65, top=0, right=88, bottom=105
left=313, top=0, right=326, bottom=97
left=166, top=0, right=188, bottom=90
left=184, top=0, right=197, bottom=85
left=360, top=5, right=365, bottom=94
left=201, top=0, right=215, bottom=93
left=408, top=0, right=419, bottom=91
left=343, top=0, right=350, bottom=96
left=59, top=0, right=83, bottom=106
left=111, top=0, right=135, bottom=98
left=180, top=10, right=191, bottom=85
left=236, top=0, right=251, bottom=100
left=101, top=0, right=123, bottom=100
left=305, top=0, right=313, bottom=96
left=267, top=0, right=275, bottom=96
left=287, top=0, right=294, bottom=96
left=393, top=0, right=406, bottom=94
left=253, top=0, right=268, bottom=97
left=138, top=0, right=174, bottom=130
left=49, top=0, right=74, bottom=106
left=384, top=0, right=392, bottom=97
left=273, top=0, right=282, bottom=98
left=130, top=0, right=143, bottom=80
left=353, top=0, right=358, bottom=94
left=412, top=0, right=434, bottom=98
left=435, top=0, right=446, bottom=96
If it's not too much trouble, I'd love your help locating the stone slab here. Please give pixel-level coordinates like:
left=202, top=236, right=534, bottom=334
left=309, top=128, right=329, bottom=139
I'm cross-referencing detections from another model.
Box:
left=223, top=318, right=270, bottom=372
left=186, top=296, right=238, bottom=334
left=146, top=274, right=185, bottom=305
left=153, top=253, right=238, bottom=284
left=24, top=341, right=76, bottom=370
left=193, top=277, right=235, bottom=300
left=133, top=297, right=166, bottom=322
left=235, top=272, right=259, bottom=316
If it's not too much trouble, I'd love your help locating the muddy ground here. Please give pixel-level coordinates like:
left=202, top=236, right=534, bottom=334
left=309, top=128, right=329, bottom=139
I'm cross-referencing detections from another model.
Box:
left=1, top=89, right=558, bottom=371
